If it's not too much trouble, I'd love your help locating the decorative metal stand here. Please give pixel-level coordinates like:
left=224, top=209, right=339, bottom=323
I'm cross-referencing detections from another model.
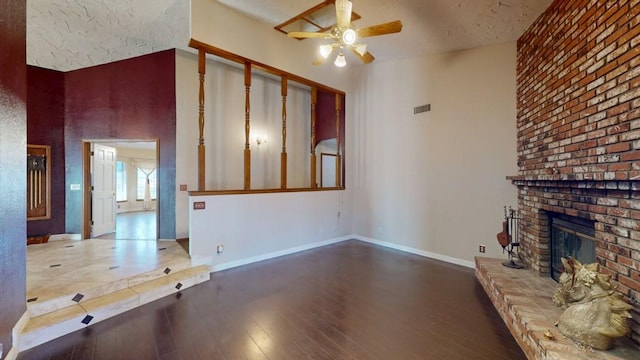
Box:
left=501, top=206, right=524, bottom=269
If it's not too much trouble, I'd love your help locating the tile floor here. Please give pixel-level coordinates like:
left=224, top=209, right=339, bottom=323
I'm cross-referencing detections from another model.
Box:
left=26, top=239, right=190, bottom=313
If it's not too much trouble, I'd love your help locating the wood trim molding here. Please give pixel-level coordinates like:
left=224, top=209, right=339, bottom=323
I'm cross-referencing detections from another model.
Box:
left=189, top=186, right=344, bottom=197
left=189, top=38, right=345, bottom=95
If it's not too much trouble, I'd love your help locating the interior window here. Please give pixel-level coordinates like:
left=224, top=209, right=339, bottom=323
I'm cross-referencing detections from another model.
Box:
left=136, top=168, right=157, bottom=200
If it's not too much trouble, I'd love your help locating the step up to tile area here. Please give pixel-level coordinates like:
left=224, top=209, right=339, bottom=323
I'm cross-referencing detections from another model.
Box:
left=17, top=264, right=210, bottom=351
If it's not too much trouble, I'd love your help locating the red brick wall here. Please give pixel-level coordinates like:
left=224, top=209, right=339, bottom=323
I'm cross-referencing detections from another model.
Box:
left=514, top=0, right=640, bottom=344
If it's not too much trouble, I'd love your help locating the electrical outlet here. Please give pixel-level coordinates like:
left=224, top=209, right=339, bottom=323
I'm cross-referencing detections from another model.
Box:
left=479, top=245, right=486, bottom=253
left=179, top=184, right=187, bottom=191
left=217, top=244, right=224, bottom=254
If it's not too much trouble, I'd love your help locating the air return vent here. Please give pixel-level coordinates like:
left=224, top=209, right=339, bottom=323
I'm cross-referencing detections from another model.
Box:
left=413, top=104, right=431, bottom=114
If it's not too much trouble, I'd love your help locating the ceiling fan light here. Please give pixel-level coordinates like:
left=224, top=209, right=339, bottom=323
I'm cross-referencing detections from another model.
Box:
left=319, top=44, right=333, bottom=58
left=355, top=44, right=367, bottom=56
left=342, top=29, right=357, bottom=45
left=334, top=52, right=347, bottom=67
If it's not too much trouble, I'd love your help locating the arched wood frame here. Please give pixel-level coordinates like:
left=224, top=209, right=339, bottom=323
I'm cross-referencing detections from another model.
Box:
left=189, top=38, right=345, bottom=194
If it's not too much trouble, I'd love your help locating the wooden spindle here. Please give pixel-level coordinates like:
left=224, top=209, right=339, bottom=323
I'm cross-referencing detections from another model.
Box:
left=244, top=62, right=252, bottom=190
left=197, top=48, right=206, bottom=191
left=310, top=87, right=317, bottom=188
left=281, top=76, right=288, bottom=189
left=335, top=93, right=342, bottom=188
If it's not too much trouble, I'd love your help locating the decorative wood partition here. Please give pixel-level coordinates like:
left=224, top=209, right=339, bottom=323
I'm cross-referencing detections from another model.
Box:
left=188, top=39, right=345, bottom=194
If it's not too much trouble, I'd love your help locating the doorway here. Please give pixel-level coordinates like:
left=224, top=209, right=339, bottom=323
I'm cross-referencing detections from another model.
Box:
left=82, top=140, right=159, bottom=240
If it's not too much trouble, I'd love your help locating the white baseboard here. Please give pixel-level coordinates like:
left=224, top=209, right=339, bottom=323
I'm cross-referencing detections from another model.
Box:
left=48, top=233, right=81, bottom=241
left=211, top=236, right=352, bottom=272
left=353, top=235, right=475, bottom=269
left=158, top=238, right=176, bottom=242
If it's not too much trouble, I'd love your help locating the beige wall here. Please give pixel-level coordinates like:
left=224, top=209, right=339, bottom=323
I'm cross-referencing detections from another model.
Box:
left=179, top=1, right=355, bottom=240
left=185, top=0, right=519, bottom=267
left=350, top=42, right=519, bottom=265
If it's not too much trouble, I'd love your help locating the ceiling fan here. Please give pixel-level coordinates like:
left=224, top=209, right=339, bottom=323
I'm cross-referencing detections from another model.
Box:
left=287, top=0, right=403, bottom=67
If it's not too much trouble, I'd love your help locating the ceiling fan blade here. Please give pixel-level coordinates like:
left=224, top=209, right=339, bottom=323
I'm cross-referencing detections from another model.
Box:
left=357, top=20, right=403, bottom=37
left=287, top=31, right=332, bottom=39
left=335, top=0, right=352, bottom=29
left=350, top=47, right=375, bottom=64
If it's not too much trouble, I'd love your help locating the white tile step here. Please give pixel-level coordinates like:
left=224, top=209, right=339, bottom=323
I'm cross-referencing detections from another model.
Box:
left=17, top=265, right=210, bottom=352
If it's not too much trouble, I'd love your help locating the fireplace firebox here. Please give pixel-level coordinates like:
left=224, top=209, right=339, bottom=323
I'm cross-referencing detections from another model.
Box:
left=550, top=213, right=596, bottom=282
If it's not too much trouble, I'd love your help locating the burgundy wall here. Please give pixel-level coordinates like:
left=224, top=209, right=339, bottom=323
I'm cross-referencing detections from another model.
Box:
left=27, top=66, right=66, bottom=237
left=316, top=90, right=346, bottom=185
left=64, top=49, right=177, bottom=239
left=0, top=0, right=27, bottom=352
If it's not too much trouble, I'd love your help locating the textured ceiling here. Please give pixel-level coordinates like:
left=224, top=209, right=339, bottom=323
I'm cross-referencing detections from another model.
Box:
left=27, top=0, right=189, bottom=71
left=27, top=0, right=552, bottom=72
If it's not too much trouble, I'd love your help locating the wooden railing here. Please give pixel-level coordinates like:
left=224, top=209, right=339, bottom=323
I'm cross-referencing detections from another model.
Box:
left=188, top=39, right=345, bottom=193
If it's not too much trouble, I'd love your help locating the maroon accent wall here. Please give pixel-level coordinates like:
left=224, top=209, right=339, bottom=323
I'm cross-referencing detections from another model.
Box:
left=0, top=0, right=27, bottom=352
left=27, top=66, right=66, bottom=237
left=316, top=90, right=346, bottom=185
left=63, top=49, right=177, bottom=239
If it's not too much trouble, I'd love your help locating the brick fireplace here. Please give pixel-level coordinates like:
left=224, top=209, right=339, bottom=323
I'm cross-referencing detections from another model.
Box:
left=511, top=0, right=640, bottom=346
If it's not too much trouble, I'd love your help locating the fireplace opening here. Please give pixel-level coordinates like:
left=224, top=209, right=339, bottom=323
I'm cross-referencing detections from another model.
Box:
left=550, top=213, right=596, bottom=281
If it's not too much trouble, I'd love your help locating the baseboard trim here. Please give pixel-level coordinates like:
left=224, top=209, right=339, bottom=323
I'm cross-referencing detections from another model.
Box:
left=353, top=235, right=475, bottom=269
left=208, top=235, right=475, bottom=273
left=211, top=236, right=353, bottom=272
left=49, top=233, right=81, bottom=241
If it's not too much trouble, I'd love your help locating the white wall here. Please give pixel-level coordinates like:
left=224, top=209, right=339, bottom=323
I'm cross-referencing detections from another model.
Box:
left=190, top=190, right=351, bottom=270
left=350, top=42, right=519, bottom=266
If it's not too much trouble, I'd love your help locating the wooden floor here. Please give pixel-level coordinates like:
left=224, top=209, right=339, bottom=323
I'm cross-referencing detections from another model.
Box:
left=96, top=211, right=156, bottom=240
left=18, top=240, right=525, bottom=360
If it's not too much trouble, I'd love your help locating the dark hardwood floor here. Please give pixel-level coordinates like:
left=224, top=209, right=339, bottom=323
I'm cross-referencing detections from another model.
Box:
left=18, top=240, right=525, bottom=360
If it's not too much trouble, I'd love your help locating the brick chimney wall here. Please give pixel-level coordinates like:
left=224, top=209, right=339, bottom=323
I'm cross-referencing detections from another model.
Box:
left=513, top=0, right=639, bottom=343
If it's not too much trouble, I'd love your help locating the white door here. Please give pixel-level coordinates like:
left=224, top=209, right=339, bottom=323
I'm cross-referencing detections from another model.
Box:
left=92, top=144, right=117, bottom=237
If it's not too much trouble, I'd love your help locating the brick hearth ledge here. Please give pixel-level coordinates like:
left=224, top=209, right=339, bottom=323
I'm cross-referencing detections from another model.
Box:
left=475, top=257, right=639, bottom=360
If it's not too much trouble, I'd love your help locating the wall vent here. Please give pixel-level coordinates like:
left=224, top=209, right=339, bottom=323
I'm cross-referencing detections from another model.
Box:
left=413, top=104, right=431, bottom=114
